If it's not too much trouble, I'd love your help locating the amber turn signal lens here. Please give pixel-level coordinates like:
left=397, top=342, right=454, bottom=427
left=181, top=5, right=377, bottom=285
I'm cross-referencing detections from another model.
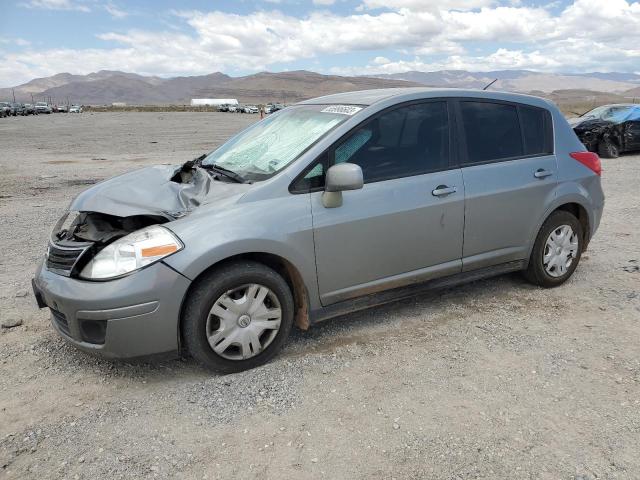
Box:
left=141, top=244, right=178, bottom=257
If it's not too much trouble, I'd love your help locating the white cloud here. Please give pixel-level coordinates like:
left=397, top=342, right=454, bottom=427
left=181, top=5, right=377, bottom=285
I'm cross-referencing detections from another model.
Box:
left=360, top=0, right=495, bottom=10
left=20, top=0, right=90, bottom=12
left=0, top=37, right=31, bottom=47
left=3, top=0, right=640, bottom=86
left=104, top=3, right=128, bottom=19
left=313, top=0, right=336, bottom=5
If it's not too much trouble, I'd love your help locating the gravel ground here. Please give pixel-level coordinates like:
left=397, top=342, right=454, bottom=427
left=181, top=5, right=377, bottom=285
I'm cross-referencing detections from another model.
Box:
left=0, top=112, right=639, bottom=480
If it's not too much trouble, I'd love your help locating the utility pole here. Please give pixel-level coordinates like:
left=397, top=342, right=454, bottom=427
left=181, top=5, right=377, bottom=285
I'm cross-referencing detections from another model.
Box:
left=31, top=93, right=34, bottom=103
left=12, top=89, right=15, bottom=102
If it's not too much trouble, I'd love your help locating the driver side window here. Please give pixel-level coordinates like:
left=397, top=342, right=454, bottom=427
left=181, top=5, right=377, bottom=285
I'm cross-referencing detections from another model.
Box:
left=332, top=101, right=450, bottom=183
left=290, top=101, right=450, bottom=192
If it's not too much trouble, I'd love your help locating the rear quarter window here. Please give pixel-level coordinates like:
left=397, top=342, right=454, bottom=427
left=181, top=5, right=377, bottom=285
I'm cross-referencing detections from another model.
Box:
left=460, top=100, right=553, bottom=165
left=519, top=105, right=553, bottom=156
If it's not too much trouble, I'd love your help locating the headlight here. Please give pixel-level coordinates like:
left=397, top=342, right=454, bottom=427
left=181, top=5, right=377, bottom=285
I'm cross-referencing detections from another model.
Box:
left=80, top=225, right=183, bottom=280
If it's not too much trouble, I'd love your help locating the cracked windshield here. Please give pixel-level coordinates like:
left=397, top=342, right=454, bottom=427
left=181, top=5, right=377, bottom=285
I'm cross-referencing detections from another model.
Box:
left=203, top=105, right=353, bottom=181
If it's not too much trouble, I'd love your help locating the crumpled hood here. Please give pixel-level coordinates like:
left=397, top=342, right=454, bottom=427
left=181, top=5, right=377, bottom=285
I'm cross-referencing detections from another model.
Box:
left=568, top=117, right=612, bottom=130
left=70, top=165, right=250, bottom=219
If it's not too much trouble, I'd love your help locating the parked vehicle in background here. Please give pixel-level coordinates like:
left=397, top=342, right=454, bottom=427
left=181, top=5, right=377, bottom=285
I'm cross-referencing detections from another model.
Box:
left=228, top=105, right=238, bottom=113
left=23, top=103, right=37, bottom=115
left=243, top=105, right=259, bottom=114
left=69, top=105, right=83, bottom=113
left=35, top=102, right=52, bottom=114
left=33, top=88, right=604, bottom=374
left=0, top=102, right=11, bottom=117
left=569, top=104, right=640, bottom=158
left=11, top=103, right=26, bottom=116
left=2, top=102, right=17, bottom=116
left=57, top=105, right=69, bottom=113
left=218, top=104, right=229, bottom=112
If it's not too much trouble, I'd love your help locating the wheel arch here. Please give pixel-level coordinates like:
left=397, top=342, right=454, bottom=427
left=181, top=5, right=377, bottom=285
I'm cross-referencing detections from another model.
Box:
left=555, top=202, right=590, bottom=249
left=176, top=251, right=311, bottom=354
left=530, top=196, right=593, bottom=259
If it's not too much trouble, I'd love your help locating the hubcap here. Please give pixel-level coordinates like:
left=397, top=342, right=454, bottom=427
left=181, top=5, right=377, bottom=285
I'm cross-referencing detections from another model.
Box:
left=206, top=283, right=282, bottom=361
left=543, top=225, right=579, bottom=278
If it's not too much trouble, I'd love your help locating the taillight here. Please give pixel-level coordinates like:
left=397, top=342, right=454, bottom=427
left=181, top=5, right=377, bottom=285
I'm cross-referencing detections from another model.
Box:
left=570, top=152, right=601, bottom=176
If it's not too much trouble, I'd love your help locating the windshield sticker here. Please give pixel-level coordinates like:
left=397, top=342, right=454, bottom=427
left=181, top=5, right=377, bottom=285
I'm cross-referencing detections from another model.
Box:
left=321, top=105, right=363, bottom=116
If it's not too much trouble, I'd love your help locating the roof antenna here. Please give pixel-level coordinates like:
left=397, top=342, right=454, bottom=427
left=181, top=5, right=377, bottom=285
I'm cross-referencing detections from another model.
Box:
left=483, top=79, right=498, bottom=90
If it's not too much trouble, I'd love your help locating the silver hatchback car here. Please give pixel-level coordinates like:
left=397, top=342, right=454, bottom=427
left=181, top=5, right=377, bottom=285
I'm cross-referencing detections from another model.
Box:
left=33, top=88, right=604, bottom=373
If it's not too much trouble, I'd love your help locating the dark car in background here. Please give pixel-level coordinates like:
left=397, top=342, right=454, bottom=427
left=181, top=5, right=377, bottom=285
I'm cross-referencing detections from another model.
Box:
left=569, top=104, right=640, bottom=158
left=0, top=102, right=10, bottom=117
left=12, top=103, right=26, bottom=116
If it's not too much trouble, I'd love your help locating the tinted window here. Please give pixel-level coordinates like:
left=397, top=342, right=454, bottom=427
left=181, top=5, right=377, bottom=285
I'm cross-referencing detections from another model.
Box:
left=460, top=101, right=523, bottom=164
left=333, top=102, right=449, bottom=183
left=291, top=154, right=327, bottom=192
left=519, top=105, right=552, bottom=155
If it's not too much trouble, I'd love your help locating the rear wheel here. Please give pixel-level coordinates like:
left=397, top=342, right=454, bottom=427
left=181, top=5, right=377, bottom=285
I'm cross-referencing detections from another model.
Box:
left=598, top=139, right=619, bottom=158
left=524, top=210, right=583, bottom=288
left=182, top=261, right=294, bottom=373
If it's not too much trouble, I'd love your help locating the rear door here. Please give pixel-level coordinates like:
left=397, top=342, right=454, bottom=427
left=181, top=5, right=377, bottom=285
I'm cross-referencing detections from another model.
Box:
left=296, top=100, right=465, bottom=305
left=455, top=99, right=557, bottom=270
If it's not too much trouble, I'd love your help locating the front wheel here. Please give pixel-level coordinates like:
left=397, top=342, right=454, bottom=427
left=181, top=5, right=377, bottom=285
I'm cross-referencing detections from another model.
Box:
left=598, top=139, right=619, bottom=158
left=524, top=210, right=583, bottom=288
left=181, top=261, right=294, bottom=373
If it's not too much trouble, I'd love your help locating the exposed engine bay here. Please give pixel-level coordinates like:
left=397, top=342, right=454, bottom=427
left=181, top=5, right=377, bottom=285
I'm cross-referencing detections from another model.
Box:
left=54, top=212, right=167, bottom=246
left=46, top=158, right=250, bottom=278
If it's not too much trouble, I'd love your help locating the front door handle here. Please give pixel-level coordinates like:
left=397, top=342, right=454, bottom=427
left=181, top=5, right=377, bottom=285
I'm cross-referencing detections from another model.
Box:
left=534, top=169, right=553, bottom=179
left=432, top=185, right=457, bottom=197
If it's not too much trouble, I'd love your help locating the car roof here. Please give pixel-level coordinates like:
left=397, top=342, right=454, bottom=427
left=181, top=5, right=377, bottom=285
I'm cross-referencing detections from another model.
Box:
left=299, top=87, right=552, bottom=108
left=602, top=103, right=638, bottom=108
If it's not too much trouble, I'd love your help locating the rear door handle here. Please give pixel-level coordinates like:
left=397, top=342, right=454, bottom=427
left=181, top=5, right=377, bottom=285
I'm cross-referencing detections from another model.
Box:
left=432, top=185, right=457, bottom=197
left=534, top=169, right=553, bottom=179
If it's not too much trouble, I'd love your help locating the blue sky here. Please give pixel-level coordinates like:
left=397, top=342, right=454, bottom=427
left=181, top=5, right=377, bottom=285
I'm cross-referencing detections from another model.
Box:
left=1, top=0, right=639, bottom=87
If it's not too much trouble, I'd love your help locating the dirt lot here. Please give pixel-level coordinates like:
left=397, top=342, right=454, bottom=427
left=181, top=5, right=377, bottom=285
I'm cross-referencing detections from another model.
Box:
left=1, top=112, right=639, bottom=480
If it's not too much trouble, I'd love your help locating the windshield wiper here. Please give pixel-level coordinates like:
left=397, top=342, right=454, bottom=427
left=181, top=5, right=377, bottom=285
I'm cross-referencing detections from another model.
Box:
left=200, top=163, right=248, bottom=184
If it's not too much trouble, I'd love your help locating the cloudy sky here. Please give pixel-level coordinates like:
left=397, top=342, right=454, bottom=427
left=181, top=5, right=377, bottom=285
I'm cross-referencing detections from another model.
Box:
left=1, top=0, right=639, bottom=87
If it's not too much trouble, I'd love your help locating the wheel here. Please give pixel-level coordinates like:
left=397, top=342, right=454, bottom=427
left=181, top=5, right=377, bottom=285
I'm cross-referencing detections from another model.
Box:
left=182, top=261, right=294, bottom=373
left=524, top=210, right=583, bottom=287
left=598, top=139, right=619, bottom=158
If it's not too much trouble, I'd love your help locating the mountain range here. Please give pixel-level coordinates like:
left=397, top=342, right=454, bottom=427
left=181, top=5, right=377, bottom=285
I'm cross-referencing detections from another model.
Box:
left=0, top=70, right=419, bottom=105
left=2, top=69, right=639, bottom=105
left=372, top=70, right=640, bottom=94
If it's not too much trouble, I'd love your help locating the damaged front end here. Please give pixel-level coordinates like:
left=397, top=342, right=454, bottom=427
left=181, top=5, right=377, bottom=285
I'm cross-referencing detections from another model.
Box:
left=46, top=161, right=250, bottom=280
left=571, top=119, right=620, bottom=152
left=47, top=211, right=168, bottom=278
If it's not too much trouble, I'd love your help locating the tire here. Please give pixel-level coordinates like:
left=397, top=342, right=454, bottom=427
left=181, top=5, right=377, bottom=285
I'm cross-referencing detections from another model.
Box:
left=598, top=139, right=619, bottom=158
left=182, top=261, right=294, bottom=373
left=524, top=210, right=583, bottom=288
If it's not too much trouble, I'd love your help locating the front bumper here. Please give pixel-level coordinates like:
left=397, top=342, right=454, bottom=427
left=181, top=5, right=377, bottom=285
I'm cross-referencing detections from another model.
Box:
left=33, top=259, right=191, bottom=359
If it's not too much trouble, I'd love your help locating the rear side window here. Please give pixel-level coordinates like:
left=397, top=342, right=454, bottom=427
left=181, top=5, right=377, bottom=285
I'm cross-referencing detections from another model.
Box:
left=460, top=101, right=523, bottom=164
left=519, top=105, right=553, bottom=156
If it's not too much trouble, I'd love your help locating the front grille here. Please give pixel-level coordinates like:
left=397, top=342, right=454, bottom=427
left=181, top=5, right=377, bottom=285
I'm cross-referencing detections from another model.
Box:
left=51, top=309, right=71, bottom=337
left=46, top=242, right=90, bottom=276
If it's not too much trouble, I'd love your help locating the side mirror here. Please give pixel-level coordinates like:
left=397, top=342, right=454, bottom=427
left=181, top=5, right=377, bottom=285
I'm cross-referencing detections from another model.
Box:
left=322, top=163, right=364, bottom=208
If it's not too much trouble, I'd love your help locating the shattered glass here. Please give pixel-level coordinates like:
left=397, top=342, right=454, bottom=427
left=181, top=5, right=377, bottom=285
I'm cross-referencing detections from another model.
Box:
left=203, top=105, right=349, bottom=180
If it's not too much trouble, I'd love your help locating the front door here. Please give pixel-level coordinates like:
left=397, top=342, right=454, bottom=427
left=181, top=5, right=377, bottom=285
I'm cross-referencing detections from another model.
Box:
left=308, top=100, right=465, bottom=305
